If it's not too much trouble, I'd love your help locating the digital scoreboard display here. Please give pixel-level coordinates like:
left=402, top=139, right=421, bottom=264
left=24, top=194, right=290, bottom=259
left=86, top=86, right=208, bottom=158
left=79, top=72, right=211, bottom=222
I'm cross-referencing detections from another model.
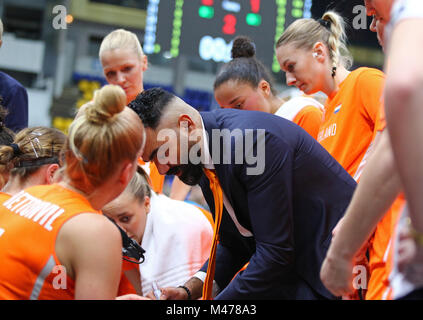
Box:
left=144, top=0, right=312, bottom=73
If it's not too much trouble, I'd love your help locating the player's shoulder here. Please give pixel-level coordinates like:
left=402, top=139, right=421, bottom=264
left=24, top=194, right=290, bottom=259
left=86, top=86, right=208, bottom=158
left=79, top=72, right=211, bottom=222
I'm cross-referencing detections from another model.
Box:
left=349, top=67, right=385, bottom=91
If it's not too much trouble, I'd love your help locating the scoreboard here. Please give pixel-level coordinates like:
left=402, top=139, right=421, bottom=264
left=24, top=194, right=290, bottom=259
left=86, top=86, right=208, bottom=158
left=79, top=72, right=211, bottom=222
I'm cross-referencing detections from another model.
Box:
left=143, top=0, right=312, bottom=73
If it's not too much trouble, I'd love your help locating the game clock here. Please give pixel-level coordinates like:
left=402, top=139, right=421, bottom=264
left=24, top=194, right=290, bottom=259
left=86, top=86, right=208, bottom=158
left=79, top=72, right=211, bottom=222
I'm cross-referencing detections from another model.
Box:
left=144, top=0, right=312, bottom=73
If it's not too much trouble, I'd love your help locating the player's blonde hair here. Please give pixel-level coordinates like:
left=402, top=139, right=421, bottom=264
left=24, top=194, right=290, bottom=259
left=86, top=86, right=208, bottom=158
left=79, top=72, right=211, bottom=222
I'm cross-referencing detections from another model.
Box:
left=276, top=11, right=353, bottom=74
left=123, top=166, right=152, bottom=203
left=99, top=29, right=144, bottom=60
left=65, top=84, right=144, bottom=194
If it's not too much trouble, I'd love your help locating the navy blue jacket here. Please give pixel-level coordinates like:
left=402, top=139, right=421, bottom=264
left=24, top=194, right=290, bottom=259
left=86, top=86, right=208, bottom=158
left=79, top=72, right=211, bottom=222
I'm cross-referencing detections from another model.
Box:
left=0, top=71, right=28, bottom=132
left=198, top=109, right=356, bottom=300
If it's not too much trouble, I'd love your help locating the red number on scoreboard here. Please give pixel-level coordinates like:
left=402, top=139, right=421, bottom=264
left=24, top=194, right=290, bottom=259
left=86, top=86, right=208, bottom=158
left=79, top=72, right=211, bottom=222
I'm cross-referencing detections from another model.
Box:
left=222, top=14, right=236, bottom=35
left=250, top=0, right=261, bottom=13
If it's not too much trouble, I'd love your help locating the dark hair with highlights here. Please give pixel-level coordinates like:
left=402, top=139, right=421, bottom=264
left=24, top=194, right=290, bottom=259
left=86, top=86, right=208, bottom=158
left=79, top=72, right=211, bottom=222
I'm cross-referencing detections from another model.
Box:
left=213, top=36, right=277, bottom=95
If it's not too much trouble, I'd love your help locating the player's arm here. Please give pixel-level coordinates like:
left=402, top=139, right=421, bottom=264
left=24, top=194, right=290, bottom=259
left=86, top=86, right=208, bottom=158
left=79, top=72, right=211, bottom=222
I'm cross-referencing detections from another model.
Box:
left=321, top=130, right=401, bottom=296
left=384, top=18, right=423, bottom=234
left=56, top=213, right=122, bottom=300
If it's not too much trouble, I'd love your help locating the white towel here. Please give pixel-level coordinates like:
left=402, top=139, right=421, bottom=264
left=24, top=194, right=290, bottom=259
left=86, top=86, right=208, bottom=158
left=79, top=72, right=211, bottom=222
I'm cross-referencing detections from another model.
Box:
left=139, top=193, right=213, bottom=296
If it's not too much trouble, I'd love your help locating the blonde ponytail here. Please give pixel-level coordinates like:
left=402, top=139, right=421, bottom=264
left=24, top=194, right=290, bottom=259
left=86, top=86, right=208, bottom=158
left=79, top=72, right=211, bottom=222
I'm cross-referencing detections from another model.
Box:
left=86, top=85, right=127, bottom=124
left=123, top=165, right=152, bottom=204
left=321, top=11, right=353, bottom=74
left=276, top=11, right=353, bottom=75
left=66, top=84, right=144, bottom=194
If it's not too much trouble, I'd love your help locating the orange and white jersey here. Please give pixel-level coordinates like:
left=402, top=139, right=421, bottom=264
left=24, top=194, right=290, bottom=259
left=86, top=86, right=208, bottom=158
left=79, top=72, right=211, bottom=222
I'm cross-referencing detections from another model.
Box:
left=317, top=67, right=385, bottom=180
left=0, top=184, right=101, bottom=300
left=361, top=103, right=402, bottom=300
left=315, top=67, right=391, bottom=300
left=138, top=158, right=165, bottom=194
left=275, top=96, right=323, bottom=139
left=366, top=194, right=405, bottom=300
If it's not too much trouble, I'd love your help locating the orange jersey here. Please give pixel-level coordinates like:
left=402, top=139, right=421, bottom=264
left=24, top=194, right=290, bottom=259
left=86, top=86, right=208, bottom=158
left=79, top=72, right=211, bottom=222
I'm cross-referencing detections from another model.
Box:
left=366, top=195, right=406, bottom=300
left=317, top=67, right=385, bottom=180
left=293, top=106, right=324, bottom=139
left=363, top=98, right=399, bottom=300
left=0, top=184, right=101, bottom=300
left=275, top=96, right=324, bottom=139
left=138, top=158, right=165, bottom=194
left=316, top=67, right=392, bottom=300
left=117, top=271, right=137, bottom=296
left=0, top=192, right=11, bottom=203
left=360, top=102, right=400, bottom=299
left=377, top=100, right=387, bottom=131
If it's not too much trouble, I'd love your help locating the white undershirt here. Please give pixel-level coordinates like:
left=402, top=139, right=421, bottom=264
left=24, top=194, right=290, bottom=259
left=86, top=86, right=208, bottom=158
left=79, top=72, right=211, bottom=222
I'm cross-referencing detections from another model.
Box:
left=199, top=118, right=253, bottom=238
left=193, top=118, right=253, bottom=288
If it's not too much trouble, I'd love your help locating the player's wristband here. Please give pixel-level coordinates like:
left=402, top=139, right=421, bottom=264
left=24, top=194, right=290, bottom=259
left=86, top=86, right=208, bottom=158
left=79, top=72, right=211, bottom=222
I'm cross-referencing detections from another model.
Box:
left=178, top=285, right=192, bottom=300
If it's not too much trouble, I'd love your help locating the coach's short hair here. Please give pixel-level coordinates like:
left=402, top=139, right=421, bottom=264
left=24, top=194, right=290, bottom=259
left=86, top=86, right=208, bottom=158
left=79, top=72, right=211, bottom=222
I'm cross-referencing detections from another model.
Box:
left=128, top=88, right=175, bottom=129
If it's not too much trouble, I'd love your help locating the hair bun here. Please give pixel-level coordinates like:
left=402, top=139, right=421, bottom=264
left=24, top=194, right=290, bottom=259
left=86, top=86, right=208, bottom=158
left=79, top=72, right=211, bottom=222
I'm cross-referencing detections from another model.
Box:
left=231, top=36, right=256, bottom=59
left=86, top=85, right=127, bottom=124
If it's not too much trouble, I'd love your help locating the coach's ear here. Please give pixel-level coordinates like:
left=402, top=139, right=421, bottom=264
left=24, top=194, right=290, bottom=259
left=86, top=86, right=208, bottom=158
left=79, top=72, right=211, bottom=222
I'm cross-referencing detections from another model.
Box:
left=177, top=113, right=203, bottom=146
left=178, top=114, right=197, bottom=132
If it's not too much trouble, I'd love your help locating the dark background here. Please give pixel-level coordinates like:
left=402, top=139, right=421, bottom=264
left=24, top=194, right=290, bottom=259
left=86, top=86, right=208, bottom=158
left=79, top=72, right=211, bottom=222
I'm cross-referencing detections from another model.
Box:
left=148, top=0, right=381, bottom=77
left=312, top=0, right=379, bottom=48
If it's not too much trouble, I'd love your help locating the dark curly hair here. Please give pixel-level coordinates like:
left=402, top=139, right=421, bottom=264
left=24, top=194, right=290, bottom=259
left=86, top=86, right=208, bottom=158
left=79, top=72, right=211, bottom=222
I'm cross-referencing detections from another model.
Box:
left=213, top=35, right=277, bottom=96
left=128, top=88, right=175, bottom=129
